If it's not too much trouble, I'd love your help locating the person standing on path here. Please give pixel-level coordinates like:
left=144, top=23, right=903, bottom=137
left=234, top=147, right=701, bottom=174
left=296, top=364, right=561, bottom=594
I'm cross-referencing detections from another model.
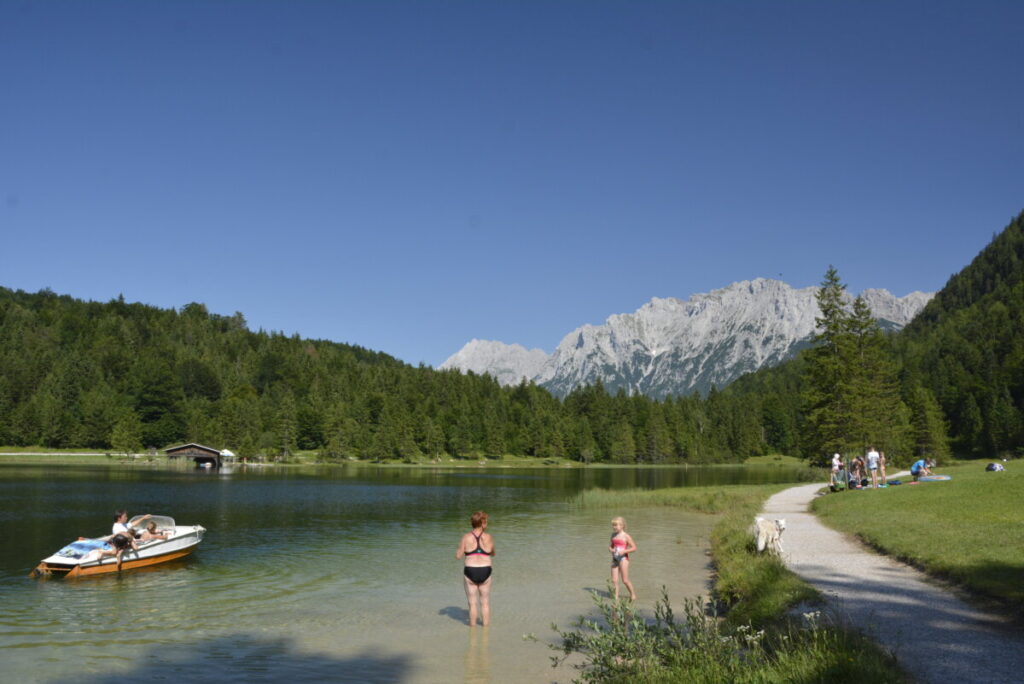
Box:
left=609, top=516, right=637, bottom=601
left=830, top=453, right=844, bottom=489
left=456, top=511, right=495, bottom=627
left=865, top=447, right=881, bottom=488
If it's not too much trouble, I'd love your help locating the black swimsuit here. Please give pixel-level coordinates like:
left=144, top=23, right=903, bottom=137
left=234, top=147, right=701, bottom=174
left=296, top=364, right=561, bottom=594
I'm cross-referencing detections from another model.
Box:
left=463, top=531, right=493, bottom=585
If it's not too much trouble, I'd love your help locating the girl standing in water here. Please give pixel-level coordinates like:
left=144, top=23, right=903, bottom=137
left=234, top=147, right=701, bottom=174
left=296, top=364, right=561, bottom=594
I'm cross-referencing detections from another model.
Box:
left=609, top=516, right=637, bottom=601
left=456, top=511, right=495, bottom=626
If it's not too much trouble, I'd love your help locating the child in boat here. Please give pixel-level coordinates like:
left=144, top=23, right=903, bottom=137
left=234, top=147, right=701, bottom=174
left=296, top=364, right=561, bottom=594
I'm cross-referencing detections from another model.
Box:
left=139, top=521, right=168, bottom=542
left=609, top=516, right=638, bottom=601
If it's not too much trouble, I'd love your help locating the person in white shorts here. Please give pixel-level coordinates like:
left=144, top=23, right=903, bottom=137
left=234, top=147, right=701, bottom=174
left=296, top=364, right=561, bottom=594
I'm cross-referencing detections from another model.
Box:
left=865, top=447, right=881, bottom=488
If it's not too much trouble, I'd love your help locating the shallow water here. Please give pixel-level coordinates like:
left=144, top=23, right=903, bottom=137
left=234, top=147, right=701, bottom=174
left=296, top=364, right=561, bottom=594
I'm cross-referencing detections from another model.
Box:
left=0, top=464, right=803, bottom=682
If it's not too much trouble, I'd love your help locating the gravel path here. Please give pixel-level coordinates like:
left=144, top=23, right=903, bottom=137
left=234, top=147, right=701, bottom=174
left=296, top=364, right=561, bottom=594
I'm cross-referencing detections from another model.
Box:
left=761, top=479, right=1024, bottom=684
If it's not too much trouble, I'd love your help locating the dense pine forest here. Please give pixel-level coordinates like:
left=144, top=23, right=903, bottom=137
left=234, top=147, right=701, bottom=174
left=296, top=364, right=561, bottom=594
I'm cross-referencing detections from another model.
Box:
left=0, top=288, right=762, bottom=463
left=2, top=212, right=1020, bottom=465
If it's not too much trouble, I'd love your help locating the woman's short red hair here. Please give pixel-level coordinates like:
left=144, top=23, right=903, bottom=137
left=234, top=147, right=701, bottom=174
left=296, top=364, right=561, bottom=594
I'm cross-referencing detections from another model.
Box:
left=470, top=511, right=488, bottom=529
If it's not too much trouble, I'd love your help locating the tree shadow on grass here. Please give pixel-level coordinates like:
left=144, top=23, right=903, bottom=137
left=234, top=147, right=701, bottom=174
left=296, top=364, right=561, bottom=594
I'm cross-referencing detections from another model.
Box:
left=75, top=633, right=415, bottom=683
left=797, top=559, right=1024, bottom=684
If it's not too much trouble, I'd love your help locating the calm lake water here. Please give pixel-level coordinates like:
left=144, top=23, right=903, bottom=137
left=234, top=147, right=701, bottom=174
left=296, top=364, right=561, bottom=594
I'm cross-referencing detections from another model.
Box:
left=0, top=463, right=807, bottom=683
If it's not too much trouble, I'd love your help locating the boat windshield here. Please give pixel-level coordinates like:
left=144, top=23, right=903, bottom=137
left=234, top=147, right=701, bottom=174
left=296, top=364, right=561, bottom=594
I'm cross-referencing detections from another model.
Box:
left=130, top=514, right=175, bottom=530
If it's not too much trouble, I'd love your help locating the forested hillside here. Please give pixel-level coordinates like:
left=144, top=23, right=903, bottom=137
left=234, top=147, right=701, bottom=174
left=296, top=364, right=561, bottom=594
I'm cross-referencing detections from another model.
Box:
left=896, top=211, right=1024, bottom=456
left=728, top=210, right=1024, bottom=463
left=0, top=288, right=763, bottom=463
left=4, top=212, right=1018, bottom=464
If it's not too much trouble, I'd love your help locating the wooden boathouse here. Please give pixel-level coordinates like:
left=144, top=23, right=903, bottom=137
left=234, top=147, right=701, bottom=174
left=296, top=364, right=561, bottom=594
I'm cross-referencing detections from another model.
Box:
left=165, top=443, right=231, bottom=468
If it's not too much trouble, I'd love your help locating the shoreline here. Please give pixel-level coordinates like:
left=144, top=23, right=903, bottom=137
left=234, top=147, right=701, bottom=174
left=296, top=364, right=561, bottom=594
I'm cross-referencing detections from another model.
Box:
left=0, top=451, right=814, bottom=470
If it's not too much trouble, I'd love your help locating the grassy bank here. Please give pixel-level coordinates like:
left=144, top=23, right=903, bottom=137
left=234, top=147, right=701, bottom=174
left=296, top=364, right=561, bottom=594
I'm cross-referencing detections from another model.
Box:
left=0, top=448, right=807, bottom=469
left=562, top=483, right=905, bottom=682
left=0, top=450, right=163, bottom=466
left=813, top=461, right=1024, bottom=611
left=576, top=484, right=817, bottom=625
left=743, top=454, right=806, bottom=467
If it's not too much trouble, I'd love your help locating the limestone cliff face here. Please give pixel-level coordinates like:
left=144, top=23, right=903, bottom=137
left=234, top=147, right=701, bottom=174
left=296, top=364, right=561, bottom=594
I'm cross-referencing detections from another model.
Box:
left=441, top=278, right=933, bottom=398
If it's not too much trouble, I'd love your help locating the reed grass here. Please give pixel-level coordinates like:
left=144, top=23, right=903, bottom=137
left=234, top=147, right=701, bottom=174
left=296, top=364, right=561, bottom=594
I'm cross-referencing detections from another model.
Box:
left=560, top=483, right=907, bottom=682
left=574, top=483, right=818, bottom=624
left=550, top=588, right=903, bottom=683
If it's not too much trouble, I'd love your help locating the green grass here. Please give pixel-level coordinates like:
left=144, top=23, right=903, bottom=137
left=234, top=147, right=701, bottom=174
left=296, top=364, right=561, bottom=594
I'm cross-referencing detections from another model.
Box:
left=743, top=453, right=806, bottom=466
left=575, top=483, right=789, bottom=515
left=575, top=484, right=820, bottom=624
left=813, top=461, right=1024, bottom=609
left=562, top=483, right=906, bottom=681
left=550, top=591, right=903, bottom=684
left=0, top=451, right=152, bottom=465
left=0, top=446, right=111, bottom=453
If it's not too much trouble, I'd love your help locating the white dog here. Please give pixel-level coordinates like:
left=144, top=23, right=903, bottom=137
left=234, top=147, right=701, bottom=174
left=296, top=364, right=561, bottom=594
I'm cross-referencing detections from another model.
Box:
left=754, top=517, right=786, bottom=554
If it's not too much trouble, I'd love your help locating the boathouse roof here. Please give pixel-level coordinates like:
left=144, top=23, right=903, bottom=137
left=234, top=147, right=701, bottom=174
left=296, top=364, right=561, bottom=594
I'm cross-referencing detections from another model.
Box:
left=165, top=443, right=222, bottom=457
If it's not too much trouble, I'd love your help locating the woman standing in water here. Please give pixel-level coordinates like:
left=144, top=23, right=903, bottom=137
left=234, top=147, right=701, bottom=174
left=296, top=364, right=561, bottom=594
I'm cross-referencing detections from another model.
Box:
left=609, top=516, right=638, bottom=601
left=456, top=511, right=495, bottom=627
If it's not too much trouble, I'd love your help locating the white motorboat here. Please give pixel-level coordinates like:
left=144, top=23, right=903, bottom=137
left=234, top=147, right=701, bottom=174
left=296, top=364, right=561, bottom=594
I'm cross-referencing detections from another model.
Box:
left=32, top=515, right=205, bottom=578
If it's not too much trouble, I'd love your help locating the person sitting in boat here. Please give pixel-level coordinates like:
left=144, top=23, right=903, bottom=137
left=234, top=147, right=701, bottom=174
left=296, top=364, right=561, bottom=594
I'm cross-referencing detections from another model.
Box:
left=138, top=521, right=168, bottom=542
left=112, top=510, right=150, bottom=540
left=94, top=510, right=151, bottom=570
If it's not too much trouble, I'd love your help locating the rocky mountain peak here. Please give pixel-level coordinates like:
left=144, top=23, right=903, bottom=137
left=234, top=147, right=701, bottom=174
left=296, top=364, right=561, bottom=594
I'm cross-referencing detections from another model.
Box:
left=440, top=279, right=933, bottom=398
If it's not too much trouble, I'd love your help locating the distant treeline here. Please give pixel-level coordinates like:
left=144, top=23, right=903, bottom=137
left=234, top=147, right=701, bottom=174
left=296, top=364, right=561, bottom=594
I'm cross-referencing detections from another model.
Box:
left=0, top=288, right=764, bottom=463
left=2, top=212, right=1020, bottom=464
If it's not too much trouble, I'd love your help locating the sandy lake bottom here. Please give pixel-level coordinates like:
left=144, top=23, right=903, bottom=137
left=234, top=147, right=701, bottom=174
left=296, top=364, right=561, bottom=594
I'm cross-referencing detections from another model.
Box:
left=0, top=466, right=738, bottom=682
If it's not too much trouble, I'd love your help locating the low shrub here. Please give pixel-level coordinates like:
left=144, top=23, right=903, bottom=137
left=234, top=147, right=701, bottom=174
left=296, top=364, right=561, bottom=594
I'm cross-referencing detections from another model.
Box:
left=549, top=589, right=903, bottom=683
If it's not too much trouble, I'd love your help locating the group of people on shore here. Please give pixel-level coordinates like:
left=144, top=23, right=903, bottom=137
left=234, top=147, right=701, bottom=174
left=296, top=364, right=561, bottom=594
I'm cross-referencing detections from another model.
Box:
left=831, top=447, right=937, bottom=490
left=831, top=447, right=888, bottom=489
left=455, top=511, right=637, bottom=627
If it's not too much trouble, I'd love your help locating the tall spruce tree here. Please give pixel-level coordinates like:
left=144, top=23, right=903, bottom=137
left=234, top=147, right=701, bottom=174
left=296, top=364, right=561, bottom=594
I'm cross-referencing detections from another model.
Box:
left=907, top=385, right=951, bottom=461
left=802, top=268, right=912, bottom=461
left=846, top=295, right=910, bottom=457
left=803, top=267, right=853, bottom=459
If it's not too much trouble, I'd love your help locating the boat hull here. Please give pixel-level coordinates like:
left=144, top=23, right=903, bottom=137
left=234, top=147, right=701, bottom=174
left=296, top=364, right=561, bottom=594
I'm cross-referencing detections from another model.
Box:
left=33, top=525, right=205, bottom=578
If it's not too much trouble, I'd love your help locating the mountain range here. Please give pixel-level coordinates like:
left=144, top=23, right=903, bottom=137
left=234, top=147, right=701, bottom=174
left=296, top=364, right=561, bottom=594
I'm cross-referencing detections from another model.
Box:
left=440, top=278, right=933, bottom=398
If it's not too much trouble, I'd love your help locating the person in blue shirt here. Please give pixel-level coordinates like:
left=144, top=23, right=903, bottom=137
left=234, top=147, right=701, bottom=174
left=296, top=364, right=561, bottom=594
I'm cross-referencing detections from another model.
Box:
left=910, top=458, right=935, bottom=481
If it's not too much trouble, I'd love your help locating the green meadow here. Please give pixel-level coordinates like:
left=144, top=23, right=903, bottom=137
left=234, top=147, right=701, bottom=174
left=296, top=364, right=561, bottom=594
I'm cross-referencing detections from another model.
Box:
left=567, top=483, right=905, bottom=682
left=813, top=462, right=1024, bottom=609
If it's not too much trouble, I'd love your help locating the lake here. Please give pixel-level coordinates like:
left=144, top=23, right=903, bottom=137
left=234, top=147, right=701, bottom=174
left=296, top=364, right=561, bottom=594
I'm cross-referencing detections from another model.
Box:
left=0, top=463, right=806, bottom=683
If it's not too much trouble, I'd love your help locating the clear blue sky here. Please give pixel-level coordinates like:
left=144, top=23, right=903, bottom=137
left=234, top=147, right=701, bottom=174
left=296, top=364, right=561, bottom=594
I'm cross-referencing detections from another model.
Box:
left=2, top=1, right=1022, bottom=367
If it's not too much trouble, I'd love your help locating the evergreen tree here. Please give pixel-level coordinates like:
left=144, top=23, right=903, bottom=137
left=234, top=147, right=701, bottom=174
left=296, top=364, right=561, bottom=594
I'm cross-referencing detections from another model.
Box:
left=576, top=417, right=598, bottom=463
left=110, top=411, right=143, bottom=457
left=609, top=419, right=636, bottom=463
left=845, top=296, right=910, bottom=457
left=907, top=385, right=951, bottom=461
left=802, top=266, right=853, bottom=460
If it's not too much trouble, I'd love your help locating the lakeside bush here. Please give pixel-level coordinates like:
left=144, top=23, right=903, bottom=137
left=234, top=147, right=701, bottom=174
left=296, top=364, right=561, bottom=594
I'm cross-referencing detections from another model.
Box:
left=550, top=590, right=903, bottom=683
left=561, top=483, right=906, bottom=682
